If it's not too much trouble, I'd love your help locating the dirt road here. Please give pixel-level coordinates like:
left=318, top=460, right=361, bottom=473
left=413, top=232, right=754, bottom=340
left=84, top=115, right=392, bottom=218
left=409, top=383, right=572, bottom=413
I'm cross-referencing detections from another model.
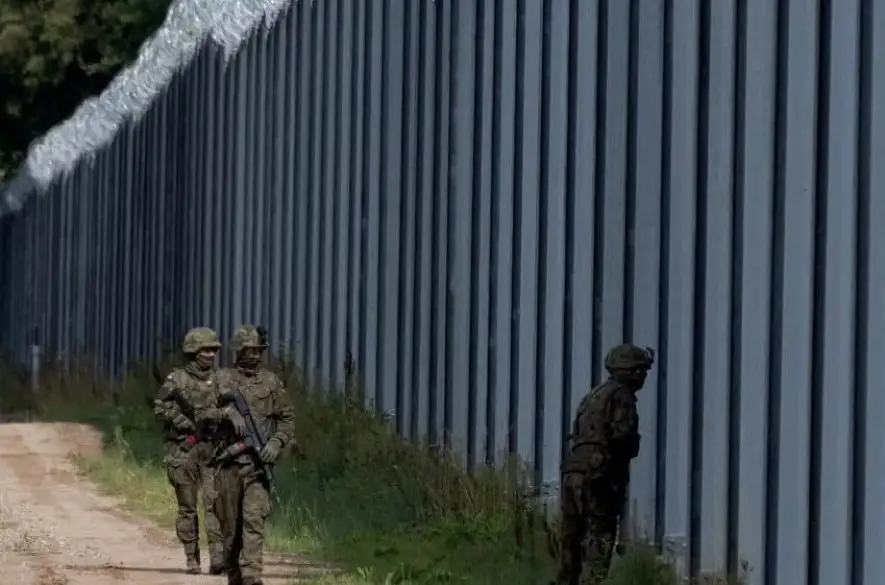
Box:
left=0, top=422, right=327, bottom=585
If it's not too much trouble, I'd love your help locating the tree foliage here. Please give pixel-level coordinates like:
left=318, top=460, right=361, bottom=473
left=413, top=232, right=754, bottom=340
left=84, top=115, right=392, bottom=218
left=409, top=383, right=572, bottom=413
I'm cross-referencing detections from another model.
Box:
left=0, top=0, right=172, bottom=179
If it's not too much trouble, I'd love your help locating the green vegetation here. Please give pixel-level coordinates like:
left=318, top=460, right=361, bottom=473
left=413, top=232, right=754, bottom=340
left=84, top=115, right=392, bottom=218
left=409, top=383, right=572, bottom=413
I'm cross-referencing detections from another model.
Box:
left=0, top=354, right=703, bottom=584
left=0, top=0, right=172, bottom=177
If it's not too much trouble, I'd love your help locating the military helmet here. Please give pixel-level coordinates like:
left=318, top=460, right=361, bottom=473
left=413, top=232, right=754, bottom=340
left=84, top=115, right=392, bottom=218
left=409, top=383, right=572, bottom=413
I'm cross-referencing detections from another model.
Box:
left=182, top=327, right=222, bottom=354
left=604, top=343, right=655, bottom=372
left=229, top=324, right=268, bottom=352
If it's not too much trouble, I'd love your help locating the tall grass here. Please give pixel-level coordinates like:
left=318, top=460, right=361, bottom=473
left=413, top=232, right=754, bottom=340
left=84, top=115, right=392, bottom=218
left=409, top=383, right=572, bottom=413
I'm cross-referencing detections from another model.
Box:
left=0, top=352, right=735, bottom=584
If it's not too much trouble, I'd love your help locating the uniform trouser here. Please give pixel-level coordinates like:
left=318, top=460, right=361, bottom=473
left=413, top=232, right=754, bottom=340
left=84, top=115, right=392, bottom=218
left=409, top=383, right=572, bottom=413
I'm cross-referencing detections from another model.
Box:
left=217, top=459, right=272, bottom=584
left=165, top=442, right=224, bottom=565
left=554, top=474, right=624, bottom=585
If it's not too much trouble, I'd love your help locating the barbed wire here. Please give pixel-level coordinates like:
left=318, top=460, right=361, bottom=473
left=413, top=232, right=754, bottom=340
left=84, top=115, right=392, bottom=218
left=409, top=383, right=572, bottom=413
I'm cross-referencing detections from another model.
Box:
left=0, top=0, right=292, bottom=219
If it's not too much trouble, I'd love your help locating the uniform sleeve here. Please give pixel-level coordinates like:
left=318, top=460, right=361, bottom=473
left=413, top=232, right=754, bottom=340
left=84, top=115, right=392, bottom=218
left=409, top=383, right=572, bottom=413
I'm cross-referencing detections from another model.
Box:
left=562, top=393, right=605, bottom=476
left=570, top=403, right=594, bottom=447
left=269, top=375, right=295, bottom=449
left=609, top=390, right=640, bottom=459
left=153, top=373, right=183, bottom=425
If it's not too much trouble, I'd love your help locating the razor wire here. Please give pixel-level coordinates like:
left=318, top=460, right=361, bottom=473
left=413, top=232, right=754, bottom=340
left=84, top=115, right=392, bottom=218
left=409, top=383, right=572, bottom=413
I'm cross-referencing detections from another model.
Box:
left=0, top=0, right=293, bottom=219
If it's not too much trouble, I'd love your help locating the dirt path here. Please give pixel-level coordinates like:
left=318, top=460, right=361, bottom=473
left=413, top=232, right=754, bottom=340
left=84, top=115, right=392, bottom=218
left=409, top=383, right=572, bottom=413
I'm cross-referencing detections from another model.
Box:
left=0, top=422, right=328, bottom=584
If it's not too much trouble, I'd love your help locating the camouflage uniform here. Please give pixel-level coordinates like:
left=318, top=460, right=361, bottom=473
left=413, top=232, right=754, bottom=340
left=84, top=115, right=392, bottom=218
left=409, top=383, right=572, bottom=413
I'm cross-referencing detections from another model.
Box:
left=153, top=327, right=226, bottom=575
left=554, top=343, right=654, bottom=585
left=196, top=325, right=295, bottom=585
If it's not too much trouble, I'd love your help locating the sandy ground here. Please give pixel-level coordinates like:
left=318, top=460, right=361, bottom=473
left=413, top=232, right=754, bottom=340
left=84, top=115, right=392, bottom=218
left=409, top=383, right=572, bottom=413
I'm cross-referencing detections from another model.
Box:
left=0, top=422, right=331, bottom=585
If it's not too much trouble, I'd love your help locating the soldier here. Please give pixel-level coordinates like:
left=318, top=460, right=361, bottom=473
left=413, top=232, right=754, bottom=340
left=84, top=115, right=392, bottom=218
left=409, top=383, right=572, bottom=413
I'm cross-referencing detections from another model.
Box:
left=153, top=327, right=226, bottom=575
left=196, top=324, right=295, bottom=585
left=554, top=343, right=654, bottom=585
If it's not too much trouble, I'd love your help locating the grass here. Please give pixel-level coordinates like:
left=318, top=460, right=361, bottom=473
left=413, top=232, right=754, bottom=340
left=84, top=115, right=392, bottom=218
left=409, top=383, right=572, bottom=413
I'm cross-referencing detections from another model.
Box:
left=0, top=353, right=737, bottom=585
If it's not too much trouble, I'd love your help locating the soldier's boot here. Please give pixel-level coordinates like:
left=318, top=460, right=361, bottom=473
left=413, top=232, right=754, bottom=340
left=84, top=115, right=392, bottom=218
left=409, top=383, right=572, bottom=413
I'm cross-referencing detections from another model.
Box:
left=184, top=546, right=201, bottom=574
left=209, top=561, right=227, bottom=575
left=227, top=566, right=243, bottom=585
left=185, top=557, right=201, bottom=574
left=209, top=544, right=226, bottom=574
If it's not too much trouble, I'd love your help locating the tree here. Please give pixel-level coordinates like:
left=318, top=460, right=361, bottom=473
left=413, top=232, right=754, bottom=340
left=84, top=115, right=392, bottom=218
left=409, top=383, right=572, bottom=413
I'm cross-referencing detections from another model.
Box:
left=0, top=0, right=172, bottom=179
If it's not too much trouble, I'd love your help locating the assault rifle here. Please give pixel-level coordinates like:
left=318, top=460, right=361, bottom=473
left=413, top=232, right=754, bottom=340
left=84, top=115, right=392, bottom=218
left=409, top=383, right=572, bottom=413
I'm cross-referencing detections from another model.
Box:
left=217, top=388, right=281, bottom=505
left=151, top=363, right=204, bottom=450
left=162, top=387, right=206, bottom=450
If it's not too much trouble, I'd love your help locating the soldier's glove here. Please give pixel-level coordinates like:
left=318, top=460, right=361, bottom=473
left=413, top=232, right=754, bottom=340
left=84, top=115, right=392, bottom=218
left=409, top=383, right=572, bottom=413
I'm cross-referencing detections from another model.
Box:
left=259, top=439, right=281, bottom=464
left=222, top=406, right=247, bottom=436
left=172, top=413, right=195, bottom=432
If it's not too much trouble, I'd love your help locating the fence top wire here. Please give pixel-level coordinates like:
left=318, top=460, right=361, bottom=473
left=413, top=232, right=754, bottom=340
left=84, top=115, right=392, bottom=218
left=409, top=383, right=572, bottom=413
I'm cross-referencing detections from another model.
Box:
left=1, top=0, right=291, bottom=219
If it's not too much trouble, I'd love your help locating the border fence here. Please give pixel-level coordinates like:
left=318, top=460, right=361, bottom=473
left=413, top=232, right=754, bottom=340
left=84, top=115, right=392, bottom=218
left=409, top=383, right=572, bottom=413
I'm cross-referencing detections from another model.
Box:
left=2, top=1, right=885, bottom=583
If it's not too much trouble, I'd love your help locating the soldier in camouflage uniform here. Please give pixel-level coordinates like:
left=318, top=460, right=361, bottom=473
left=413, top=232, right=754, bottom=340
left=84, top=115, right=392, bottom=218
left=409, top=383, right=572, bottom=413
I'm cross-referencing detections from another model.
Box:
left=554, top=343, right=655, bottom=585
left=153, top=327, right=226, bottom=575
left=196, top=324, right=295, bottom=585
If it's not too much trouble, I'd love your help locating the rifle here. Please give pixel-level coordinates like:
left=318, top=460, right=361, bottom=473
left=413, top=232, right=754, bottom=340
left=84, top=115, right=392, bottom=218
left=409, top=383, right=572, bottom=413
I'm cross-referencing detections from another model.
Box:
left=165, top=387, right=195, bottom=419
left=217, top=388, right=281, bottom=505
left=161, top=387, right=206, bottom=450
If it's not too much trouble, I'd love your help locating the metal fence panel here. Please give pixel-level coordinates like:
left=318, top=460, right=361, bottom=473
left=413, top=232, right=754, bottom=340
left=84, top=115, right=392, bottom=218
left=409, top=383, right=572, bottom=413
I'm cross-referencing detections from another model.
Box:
left=2, top=1, right=884, bottom=583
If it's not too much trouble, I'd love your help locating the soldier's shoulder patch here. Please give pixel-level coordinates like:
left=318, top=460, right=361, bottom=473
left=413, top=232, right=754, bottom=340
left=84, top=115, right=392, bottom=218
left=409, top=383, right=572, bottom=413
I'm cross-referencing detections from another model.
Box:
left=165, top=368, right=190, bottom=386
